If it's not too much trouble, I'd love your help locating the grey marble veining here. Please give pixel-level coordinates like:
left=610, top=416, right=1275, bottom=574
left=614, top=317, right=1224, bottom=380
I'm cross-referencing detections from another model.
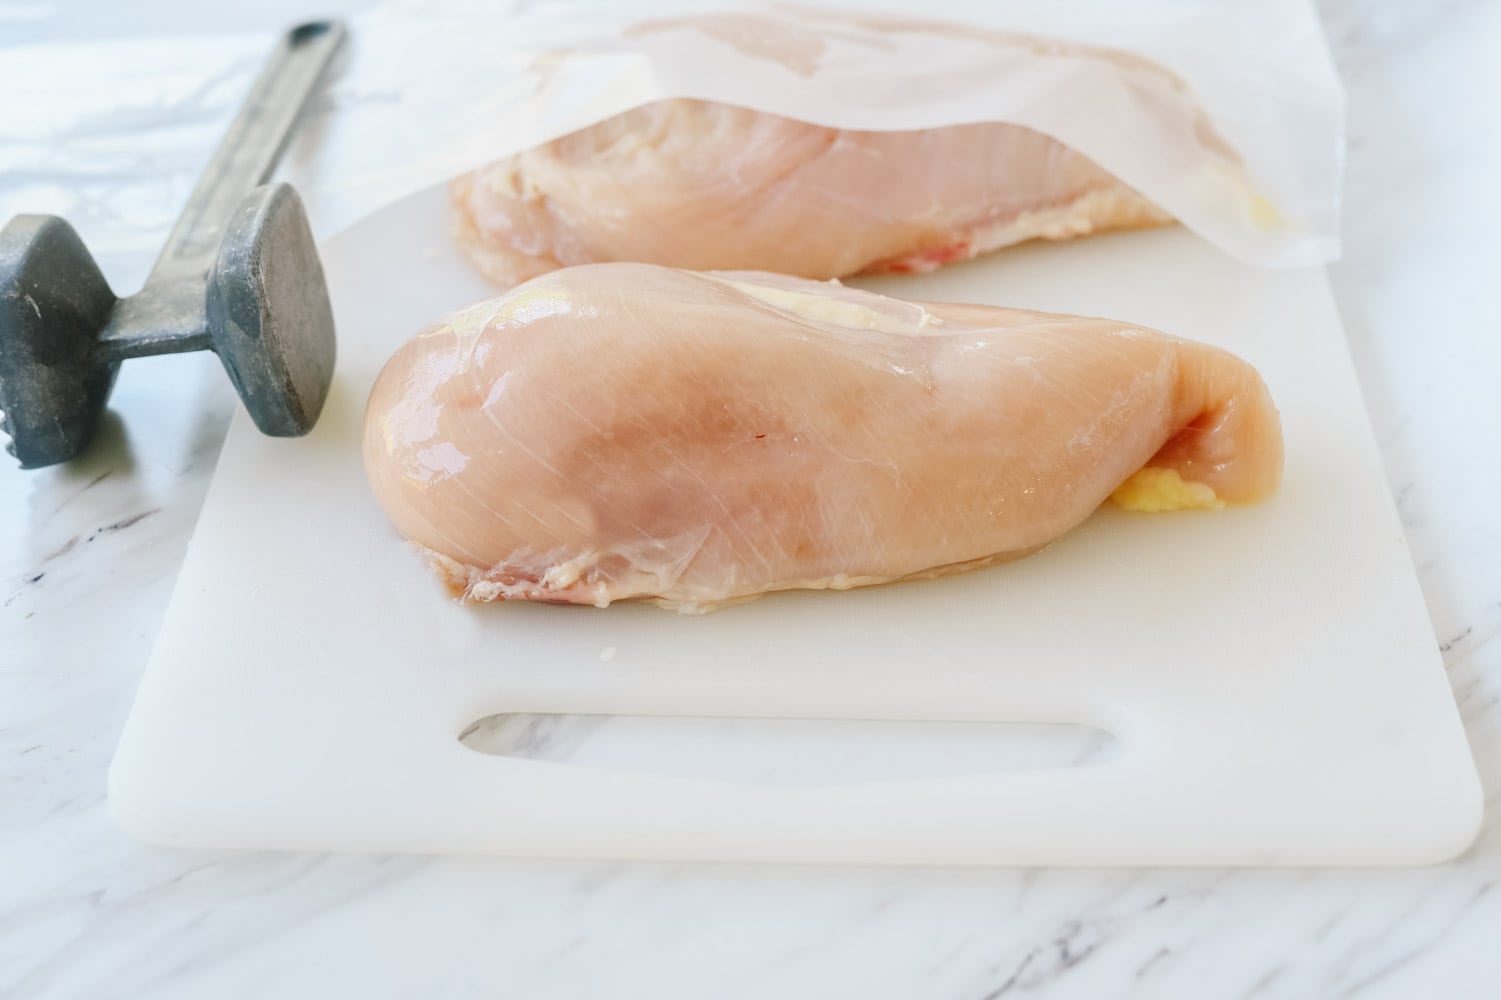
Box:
left=3, top=0, right=1500, bottom=997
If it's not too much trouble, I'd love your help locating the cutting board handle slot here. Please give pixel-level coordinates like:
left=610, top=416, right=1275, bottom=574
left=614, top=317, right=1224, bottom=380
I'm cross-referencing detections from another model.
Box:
left=458, top=712, right=1119, bottom=787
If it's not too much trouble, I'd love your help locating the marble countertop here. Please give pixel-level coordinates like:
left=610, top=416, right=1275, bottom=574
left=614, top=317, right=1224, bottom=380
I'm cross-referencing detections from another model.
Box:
left=3, top=0, right=1498, bottom=996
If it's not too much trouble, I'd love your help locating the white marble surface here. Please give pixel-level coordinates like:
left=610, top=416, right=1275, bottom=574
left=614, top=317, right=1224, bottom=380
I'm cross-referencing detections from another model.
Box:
left=3, top=0, right=1499, bottom=996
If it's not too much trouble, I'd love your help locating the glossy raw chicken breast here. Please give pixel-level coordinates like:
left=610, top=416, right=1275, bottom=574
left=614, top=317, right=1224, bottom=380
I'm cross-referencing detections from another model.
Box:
left=452, top=99, right=1172, bottom=287
left=364, top=265, right=1281, bottom=612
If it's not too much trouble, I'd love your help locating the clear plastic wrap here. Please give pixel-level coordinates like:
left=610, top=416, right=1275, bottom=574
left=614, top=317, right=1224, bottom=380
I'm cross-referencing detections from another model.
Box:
left=288, top=0, right=1344, bottom=268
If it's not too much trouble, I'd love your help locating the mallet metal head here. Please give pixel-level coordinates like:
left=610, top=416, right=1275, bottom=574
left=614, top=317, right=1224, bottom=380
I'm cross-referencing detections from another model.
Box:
left=0, top=185, right=334, bottom=468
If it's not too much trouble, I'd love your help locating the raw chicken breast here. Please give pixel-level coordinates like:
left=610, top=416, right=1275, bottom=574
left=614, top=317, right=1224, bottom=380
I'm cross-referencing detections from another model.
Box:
left=453, top=99, right=1172, bottom=287
left=363, top=265, right=1281, bottom=612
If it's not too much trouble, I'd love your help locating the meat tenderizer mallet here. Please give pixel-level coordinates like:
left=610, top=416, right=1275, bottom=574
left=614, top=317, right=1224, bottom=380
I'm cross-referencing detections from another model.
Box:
left=0, top=21, right=346, bottom=469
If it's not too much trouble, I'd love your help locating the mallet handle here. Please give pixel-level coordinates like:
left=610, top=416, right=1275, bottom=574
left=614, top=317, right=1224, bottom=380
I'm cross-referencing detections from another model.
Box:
left=148, top=21, right=345, bottom=286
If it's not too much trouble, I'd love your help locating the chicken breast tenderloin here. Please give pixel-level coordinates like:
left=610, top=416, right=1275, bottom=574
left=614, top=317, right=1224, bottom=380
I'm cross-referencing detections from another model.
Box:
left=452, top=99, right=1172, bottom=287
left=363, top=264, right=1282, bottom=612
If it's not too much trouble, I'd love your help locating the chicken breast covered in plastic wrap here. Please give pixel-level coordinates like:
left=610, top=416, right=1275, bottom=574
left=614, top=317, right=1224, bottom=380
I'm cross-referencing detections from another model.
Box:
left=452, top=100, right=1172, bottom=287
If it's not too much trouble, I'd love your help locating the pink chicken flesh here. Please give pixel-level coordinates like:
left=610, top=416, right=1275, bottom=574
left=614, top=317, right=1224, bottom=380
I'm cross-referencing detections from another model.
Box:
left=452, top=99, right=1172, bottom=287
left=363, top=264, right=1282, bottom=612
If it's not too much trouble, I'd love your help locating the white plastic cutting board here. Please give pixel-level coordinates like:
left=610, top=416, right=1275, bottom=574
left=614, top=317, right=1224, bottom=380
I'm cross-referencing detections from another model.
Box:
left=109, top=187, right=1482, bottom=865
